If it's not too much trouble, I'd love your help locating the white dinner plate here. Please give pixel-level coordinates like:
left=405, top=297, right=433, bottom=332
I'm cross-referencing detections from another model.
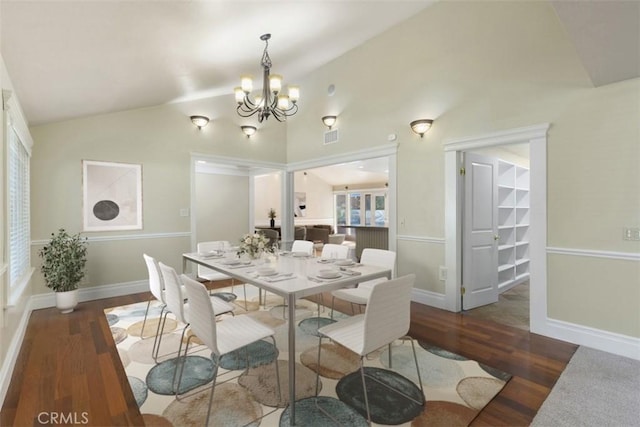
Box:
left=222, top=259, right=241, bottom=265
left=317, top=269, right=341, bottom=279
left=335, top=259, right=355, bottom=266
left=257, top=268, right=278, bottom=276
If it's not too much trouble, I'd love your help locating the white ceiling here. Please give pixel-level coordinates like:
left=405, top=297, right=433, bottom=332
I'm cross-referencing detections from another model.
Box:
left=1, top=1, right=638, bottom=126
left=306, top=157, right=389, bottom=187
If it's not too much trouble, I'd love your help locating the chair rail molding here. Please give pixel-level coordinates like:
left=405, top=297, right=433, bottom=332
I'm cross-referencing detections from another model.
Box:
left=547, top=246, right=640, bottom=261
left=31, top=231, right=191, bottom=246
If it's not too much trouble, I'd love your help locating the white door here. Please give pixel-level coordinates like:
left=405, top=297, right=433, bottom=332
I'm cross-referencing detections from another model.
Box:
left=462, top=152, right=499, bottom=309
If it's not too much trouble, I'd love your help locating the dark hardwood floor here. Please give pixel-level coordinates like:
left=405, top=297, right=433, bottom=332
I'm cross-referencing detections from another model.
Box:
left=1, top=284, right=577, bottom=426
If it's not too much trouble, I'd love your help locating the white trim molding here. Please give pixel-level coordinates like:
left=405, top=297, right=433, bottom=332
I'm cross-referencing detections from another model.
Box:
left=547, top=247, right=640, bottom=261
left=397, top=235, right=445, bottom=245
left=541, top=318, right=640, bottom=361
left=286, top=143, right=398, bottom=172
left=31, top=231, right=191, bottom=246
left=412, top=288, right=446, bottom=310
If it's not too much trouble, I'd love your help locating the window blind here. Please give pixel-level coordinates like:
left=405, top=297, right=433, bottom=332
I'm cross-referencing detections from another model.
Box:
left=8, top=126, right=30, bottom=290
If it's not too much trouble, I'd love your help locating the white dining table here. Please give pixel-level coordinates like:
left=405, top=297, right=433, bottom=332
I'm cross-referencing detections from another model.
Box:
left=182, top=251, right=392, bottom=426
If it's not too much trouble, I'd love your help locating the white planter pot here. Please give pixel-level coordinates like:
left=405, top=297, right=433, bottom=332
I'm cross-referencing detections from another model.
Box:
left=55, top=289, right=79, bottom=314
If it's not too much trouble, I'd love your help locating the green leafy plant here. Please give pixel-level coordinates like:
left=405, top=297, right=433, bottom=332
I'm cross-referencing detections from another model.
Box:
left=39, top=229, right=88, bottom=292
left=268, top=208, right=276, bottom=219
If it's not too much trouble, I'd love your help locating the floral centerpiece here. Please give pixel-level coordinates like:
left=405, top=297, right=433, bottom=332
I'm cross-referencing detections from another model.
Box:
left=237, top=232, right=274, bottom=259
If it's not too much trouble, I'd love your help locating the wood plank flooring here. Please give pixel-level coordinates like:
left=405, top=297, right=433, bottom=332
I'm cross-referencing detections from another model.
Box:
left=1, top=287, right=577, bottom=426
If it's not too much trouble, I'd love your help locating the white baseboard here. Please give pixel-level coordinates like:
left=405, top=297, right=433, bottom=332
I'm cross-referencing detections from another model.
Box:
left=412, top=288, right=446, bottom=310
left=535, top=317, right=640, bottom=361
left=0, top=279, right=149, bottom=406
left=29, top=280, right=149, bottom=310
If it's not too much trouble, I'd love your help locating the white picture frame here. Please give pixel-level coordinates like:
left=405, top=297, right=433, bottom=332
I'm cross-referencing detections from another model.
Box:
left=82, top=160, right=142, bottom=231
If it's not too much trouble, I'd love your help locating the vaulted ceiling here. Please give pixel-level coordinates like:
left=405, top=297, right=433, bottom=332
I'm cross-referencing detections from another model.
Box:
left=1, top=1, right=638, bottom=127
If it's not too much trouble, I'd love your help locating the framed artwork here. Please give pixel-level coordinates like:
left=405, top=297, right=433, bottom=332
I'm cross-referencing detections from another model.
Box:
left=82, top=160, right=142, bottom=231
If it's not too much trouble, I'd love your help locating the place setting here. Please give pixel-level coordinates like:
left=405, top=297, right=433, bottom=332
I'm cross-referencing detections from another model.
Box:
left=254, top=267, right=295, bottom=282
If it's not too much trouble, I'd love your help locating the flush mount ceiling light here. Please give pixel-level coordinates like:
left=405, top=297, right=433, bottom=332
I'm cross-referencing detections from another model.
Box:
left=410, top=119, right=433, bottom=138
left=321, top=115, right=337, bottom=130
left=235, top=33, right=299, bottom=123
left=190, top=115, right=210, bottom=130
left=241, top=125, right=257, bottom=138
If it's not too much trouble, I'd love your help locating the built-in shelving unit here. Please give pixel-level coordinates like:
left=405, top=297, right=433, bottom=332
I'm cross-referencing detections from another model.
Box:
left=497, top=160, right=530, bottom=291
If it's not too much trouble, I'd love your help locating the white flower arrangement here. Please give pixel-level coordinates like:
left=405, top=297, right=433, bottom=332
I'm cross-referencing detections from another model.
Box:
left=237, top=232, right=273, bottom=259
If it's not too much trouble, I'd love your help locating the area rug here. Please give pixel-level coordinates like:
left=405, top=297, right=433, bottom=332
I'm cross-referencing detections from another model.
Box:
left=105, top=286, right=511, bottom=426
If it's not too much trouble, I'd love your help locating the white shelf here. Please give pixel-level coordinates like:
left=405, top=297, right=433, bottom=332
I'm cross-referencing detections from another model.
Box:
left=496, top=159, right=530, bottom=292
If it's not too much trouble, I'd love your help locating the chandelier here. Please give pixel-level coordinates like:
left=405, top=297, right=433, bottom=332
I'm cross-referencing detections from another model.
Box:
left=234, top=33, right=299, bottom=122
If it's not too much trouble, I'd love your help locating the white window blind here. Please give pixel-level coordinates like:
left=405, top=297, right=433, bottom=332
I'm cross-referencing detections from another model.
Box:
left=8, top=125, right=30, bottom=293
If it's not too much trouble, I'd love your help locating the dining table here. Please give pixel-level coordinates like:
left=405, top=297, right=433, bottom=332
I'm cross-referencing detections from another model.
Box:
left=182, top=250, right=392, bottom=426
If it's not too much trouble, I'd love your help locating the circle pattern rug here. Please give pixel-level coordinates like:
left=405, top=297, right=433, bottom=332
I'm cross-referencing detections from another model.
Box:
left=279, top=396, right=368, bottom=427
left=238, top=360, right=319, bottom=406
left=164, top=383, right=262, bottom=427
left=336, top=367, right=425, bottom=424
left=105, top=289, right=512, bottom=427
left=219, top=339, right=279, bottom=370
left=146, top=356, right=214, bottom=395
left=300, top=342, right=360, bottom=379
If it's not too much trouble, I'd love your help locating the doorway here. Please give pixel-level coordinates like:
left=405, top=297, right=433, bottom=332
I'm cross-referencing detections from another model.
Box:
left=443, top=123, right=549, bottom=335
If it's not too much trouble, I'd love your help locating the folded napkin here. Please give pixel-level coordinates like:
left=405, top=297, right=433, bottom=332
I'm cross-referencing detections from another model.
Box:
left=339, top=269, right=362, bottom=276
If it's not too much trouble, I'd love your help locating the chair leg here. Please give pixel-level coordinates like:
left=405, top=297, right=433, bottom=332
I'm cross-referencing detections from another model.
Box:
left=315, top=336, right=324, bottom=396
left=409, top=337, right=424, bottom=396
left=330, top=296, right=336, bottom=319
left=271, top=337, right=282, bottom=405
left=388, top=343, right=393, bottom=369
left=205, top=360, right=220, bottom=427
left=152, top=308, right=168, bottom=362
left=140, top=297, right=152, bottom=339
left=171, top=323, right=190, bottom=395
left=175, top=333, right=194, bottom=399
left=359, top=357, right=371, bottom=425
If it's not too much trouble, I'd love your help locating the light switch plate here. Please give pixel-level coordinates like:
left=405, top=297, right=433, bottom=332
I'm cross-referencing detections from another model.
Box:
left=623, top=227, right=640, bottom=241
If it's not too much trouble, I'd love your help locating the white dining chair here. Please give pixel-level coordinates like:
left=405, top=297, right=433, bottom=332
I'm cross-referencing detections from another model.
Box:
left=141, top=254, right=165, bottom=340
left=320, top=243, right=350, bottom=259
left=180, top=276, right=282, bottom=426
left=157, top=263, right=234, bottom=383
left=291, top=239, right=314, bottom=256
left=197, top=240, right=248, bottom=309
left=315, top=274, right=423, bottom=425
left=330, top=248, right=397, bottom=318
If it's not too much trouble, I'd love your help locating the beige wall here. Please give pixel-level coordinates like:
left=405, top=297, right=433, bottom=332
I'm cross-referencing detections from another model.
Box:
left=196, top=172, right=250, bottom=243
left=286, top=1, right=639, bottom=337
left=29, top=96, right=287, bottom=293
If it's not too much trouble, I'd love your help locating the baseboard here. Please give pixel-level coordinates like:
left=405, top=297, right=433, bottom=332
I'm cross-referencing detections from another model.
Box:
left=0, top=298, right=33, bottom=409
left=412, top=288, right=446, bottom=310
left=29, top=280, right=149, bottom=310
left=539, top=317, right=640, bottom=361
left=1, top=279, right=149, bottom=406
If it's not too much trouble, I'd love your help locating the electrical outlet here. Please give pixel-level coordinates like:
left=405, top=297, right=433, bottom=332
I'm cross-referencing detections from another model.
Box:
left=439, top=266, right=447, bottom=281
left=623, top=227, right=640, bottom=241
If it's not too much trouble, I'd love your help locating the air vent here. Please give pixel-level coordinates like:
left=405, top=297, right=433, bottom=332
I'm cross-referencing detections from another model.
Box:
left=324, top=128, right=339, bottom=145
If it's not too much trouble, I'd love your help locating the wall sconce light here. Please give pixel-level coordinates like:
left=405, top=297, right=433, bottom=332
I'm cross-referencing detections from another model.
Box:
left=321, top=115, right=337, bottom=130
left=190, top=115, right=210, bottom=130
left=241, top=125, right=257, bottom=138
left=410, top=119, right=433, bottom=138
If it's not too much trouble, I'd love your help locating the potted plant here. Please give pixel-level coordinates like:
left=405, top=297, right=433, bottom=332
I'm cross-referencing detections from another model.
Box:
left=39, top=229, right=88, bottom=314
left=268, top=208, right=277, bottom=228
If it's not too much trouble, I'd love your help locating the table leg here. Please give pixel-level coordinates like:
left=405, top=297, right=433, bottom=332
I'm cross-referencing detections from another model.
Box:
left=182, top=257, right=187, bottom=274
left=288, top=293, right=296, bottom=425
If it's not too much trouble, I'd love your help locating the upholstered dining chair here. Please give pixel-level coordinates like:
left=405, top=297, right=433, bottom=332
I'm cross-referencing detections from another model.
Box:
left=197, top=240, right=248, bottom=309
left=291, top=239, right=314, bottom=256
left=157, top=263, right=234, bottom=374
left=180, top=276, right=282, bottom=426
left=257, top=228, right=279, bottom=248
left=330, top=248, right=397, bottom=318
left=315, top=274, right=423, bottom=425
left=141, top=254, right=165, bottom=340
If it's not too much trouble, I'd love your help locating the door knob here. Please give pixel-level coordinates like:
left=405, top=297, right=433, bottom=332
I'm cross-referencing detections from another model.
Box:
left=494, top=235, right=499, bottom=241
